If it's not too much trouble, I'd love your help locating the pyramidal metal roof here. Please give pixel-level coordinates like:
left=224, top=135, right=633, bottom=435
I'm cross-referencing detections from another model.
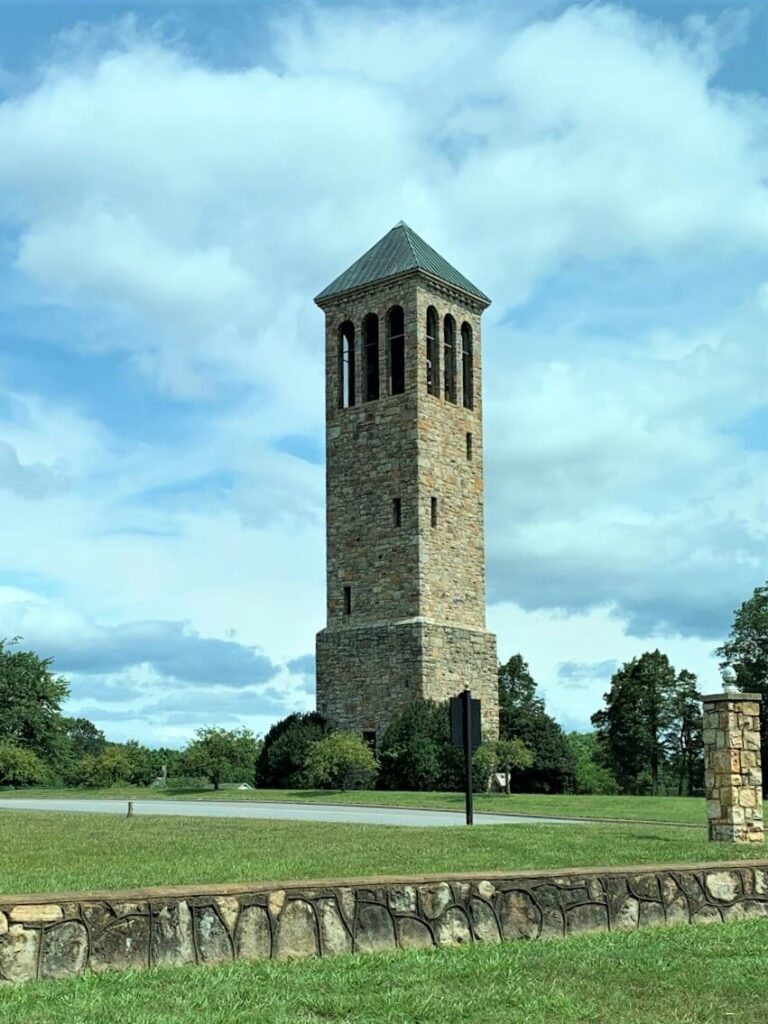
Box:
left=315, top=222, right=490, bottom=305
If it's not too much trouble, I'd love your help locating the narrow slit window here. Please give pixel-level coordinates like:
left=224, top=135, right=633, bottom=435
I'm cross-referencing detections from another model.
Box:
left=363, top=313, right=379, bottom=401
left=362, top=730, right=377, bottom=751
left=426, top=307, right=438, bottom=396
left=443, top=315, right=456, bottom=403
left=461, top=322, right=473, bottom=409
left=343, top=586, right=351, bottom=616
left=466, top=432, right=473, bottom=460
left=339, top=321, right=356, bottom=408
left=431, top=497, right=438, bottom=528
left=393, top=497, right=402, bottom=527
left=389, top=306, right=405, bottom=395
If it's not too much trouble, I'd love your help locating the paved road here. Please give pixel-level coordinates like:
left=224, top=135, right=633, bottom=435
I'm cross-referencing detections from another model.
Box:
left=0, top=798, right=585, bottom=828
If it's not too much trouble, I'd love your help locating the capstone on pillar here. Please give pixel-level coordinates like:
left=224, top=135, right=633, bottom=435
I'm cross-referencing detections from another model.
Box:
left=701, top=692, right=764, bottom=843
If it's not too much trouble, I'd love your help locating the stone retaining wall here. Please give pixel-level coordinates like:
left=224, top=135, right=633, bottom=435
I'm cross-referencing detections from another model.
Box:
left=1, top=862, right=767, bottom=983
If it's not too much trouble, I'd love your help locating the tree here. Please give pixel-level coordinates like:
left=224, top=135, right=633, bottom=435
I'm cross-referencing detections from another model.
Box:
left=181, top=727, right=261, bottom=790
left=498, top=655, right=575, bottom=792
left=473, top=739, right=534, bottom=793
left=592, top=651, right=681, bottom=795
left=0, top=638, right=69, bottom=766
left=62, top=717, right=106, bottom=760
left=78, top=747, right=134, bottom=788
left=256, top=712, right=331, bottom=789
left=305, top=732, right=378, bottom=790
left=716, top=581, right=768, bottom=783
left=664, top=670, right=704, bottom=796
left=378, top=701, right=462, bottom=792
left=716, top=581, right=768, bottom=694
left=566, top=732, right=619, bottom=795
left=0, top=743, right=47, bottom=787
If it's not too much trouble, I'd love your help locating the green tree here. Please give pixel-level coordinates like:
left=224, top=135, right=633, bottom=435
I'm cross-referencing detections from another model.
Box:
left=566, top=732, right=619, bottom=795
left=378, top=701, right=462, bottom=792
left=591, top=651, right=678, bottom=795
left=62, top=717, right=106, bottom=760
left=0, top=743, right=47, bottom=787
left=0, top=638, right=69, bottom=766
left=498, top=655, right=575, bottom=792
left=305, top=732, right=378, bottom=790
left=181, top=727, right=261, bottom=790
left=717, top=581, right=768, bottom=784
left=664, top=670, right=704, bottom=796
left=78, top=747, right=133, bottom=788
left=716, top=582, right=768, bottom=694
left=473, top=739, right=534, bottom=793
left=256, top=712, right=331, bottom=789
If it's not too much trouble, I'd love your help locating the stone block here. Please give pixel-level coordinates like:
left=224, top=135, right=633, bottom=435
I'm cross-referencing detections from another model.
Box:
left=39, top=921, right=88, bottom=980
left=418, top=883, right=452, bottom=919
left=614, top=898, right=639, bottom=931
left=317, top=899, right=351, bottom=956
left=396, top=917, right=433, bottom=949
left=388, top=886, right=417, bottom=914
left=235, top=905, right=271, bottom=961
left=638, top=902, right=665, bottom=928
left=354, top=903, right=395, bottom=954
left=91, top=916, right=150, bottom=972
left=195, top=908, right=231, bottom=964
left=498, top=891, right=541, bottom=940
left=565, top=903, right=609, bottom=935
left=152, top=902, right=195, bottom=967
left=275, top=900, right=319, bottom=959
left=9, top=904, right=63, bottom=925
left=0, top=925, right=39, bottom=983
left=434, top=907, right=472, bottom=946
left=705, top=871, right=740, bottom=903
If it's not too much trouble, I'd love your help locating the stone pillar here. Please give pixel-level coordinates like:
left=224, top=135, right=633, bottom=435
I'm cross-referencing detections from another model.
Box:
left=702, top=692, right=763, bottom=843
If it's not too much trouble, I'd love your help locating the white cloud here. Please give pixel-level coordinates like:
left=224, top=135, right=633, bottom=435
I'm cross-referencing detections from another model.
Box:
left=0, top=3, right=766, bottom=741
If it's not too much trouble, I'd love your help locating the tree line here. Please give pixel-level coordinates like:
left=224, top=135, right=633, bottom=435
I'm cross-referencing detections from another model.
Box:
left=0, top=579, right=765, bottom=795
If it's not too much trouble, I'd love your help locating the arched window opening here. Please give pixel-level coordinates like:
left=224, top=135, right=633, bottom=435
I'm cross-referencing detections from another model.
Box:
left=389, top=306, right=405, bottom=395
left=461, top=322, right=474, bottom=409
left=339, top=321, right=356, bottom=408
left=363, top=313, right=379, bottom=402
left=426, top=307, right=439, bottom=396
left=443, top=315, right=456, bottom=403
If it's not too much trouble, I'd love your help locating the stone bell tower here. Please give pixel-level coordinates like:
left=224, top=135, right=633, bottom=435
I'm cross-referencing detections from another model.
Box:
left=314, top=222, right=498, bottom=746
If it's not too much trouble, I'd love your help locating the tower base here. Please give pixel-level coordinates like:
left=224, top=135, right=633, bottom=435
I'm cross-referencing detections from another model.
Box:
left=316, top=620, right=498, bottom=747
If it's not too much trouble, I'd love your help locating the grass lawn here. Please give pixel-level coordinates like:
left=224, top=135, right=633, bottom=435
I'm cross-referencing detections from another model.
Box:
left=0, top=919, right=766, bottom=1023
left=0, top=786, right=723, bottom=825
left=0, top=810, right=764, bottom=896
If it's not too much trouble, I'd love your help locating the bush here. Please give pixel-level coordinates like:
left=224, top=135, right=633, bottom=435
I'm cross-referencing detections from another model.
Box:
left=305, top=732, right=378, bottom=790
left=0, top=743, right=47, bottom=787
left=256, top=712, right=332, bottom=788
left=378, top=701, right=462, bottom=791
left=180, top=727, right=261, bottom=791
left=77, top=749, right=134, bottom=788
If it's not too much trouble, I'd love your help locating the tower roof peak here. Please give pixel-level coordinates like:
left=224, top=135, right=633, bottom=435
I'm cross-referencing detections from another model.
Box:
left=315, top=222, right=490, bottom=306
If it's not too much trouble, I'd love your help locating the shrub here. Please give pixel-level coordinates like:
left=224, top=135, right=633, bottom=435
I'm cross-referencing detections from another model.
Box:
left=256, top=712, right=332, bottom=788
left=305, top=732, right=378, bottom=790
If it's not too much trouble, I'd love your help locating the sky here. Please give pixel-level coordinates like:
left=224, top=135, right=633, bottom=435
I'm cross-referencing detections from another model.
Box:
left=0, top=0, right=766, bottom=746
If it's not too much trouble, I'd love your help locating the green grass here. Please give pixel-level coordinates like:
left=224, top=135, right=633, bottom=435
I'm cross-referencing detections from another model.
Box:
left=1, top=919, right=767, bottom=1023
left=1, top=786, right=722, bottom=824
left=0, top=810, right=763, bottom=896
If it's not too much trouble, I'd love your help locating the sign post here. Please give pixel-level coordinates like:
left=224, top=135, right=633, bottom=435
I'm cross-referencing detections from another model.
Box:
left=450, top=689, right=481, bottom=826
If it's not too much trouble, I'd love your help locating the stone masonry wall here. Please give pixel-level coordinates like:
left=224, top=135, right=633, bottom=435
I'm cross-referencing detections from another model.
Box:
left=702, top=693, right=764, bottom=843
left=315, top=269, right=498, bottom=742
left=2, top=862, right=766, bottom=984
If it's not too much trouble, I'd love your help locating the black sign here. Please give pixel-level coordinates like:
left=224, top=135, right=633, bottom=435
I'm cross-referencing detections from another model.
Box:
left=450, top=695, right=482, bottom=750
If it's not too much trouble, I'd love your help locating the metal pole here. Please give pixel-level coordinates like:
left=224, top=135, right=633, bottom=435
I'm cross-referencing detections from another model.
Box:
left=463, top=687, right=474, bottom=825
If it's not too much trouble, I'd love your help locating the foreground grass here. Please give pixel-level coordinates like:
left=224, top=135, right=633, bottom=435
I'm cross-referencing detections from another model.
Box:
left=1, top=919, right=767, bottom=1023
left=1, top=787, right=719, bottom=824
left=0, top=810, right=763, bottom=896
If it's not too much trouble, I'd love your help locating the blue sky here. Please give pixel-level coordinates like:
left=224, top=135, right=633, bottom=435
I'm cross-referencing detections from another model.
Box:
left=0, top=0, right=766, bottom=745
